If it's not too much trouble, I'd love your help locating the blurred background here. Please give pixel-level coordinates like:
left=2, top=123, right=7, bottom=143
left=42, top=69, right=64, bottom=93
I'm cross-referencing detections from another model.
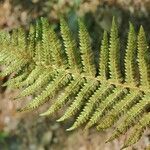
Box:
left=0, top=0, right=150, bottom=150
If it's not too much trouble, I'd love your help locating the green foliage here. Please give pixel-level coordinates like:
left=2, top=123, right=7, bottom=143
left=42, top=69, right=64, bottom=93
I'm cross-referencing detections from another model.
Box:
left=1, top=17, right=150, bottom=149
left=124, top=23, right=137, bottom=86
left=109, top=17, right=122, bottom=83
left=98, top=31, right=109, bottom=79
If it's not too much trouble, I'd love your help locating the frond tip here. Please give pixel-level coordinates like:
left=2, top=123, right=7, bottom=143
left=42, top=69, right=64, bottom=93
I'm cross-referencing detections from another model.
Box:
left=1, top=17, right=150, bottom=149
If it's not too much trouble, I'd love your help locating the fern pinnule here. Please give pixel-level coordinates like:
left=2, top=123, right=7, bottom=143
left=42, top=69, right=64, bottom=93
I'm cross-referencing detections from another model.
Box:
left=11, top=29, right=18, bottom=46
left=34, top=18, right=44, bottom=63
left=0, top=47, right=17, bottom=65
left=99, top=31, right=109, bottom=79
left=137, top=26, right=150, bottom=89
left=47, top=23, right=66, bottom=67
left=0, top=30, right=9, bottom=47
left=109, top=17, right=122, bottom=83
left=40, top=17, right=53, bottom=65
left=0, top=53, right=11, bottom=65
left=17, top=28, right=26, bottom=51
left=124, top=23, right=137, bottom=86
left=35, top=18, right=42, bottom=41
left=78, top=20, right=96, bottom=77
left=0, top=49, right=8, bottom=63
left=27, top=24, right=36, bottom=58
left=60, top=18, right=81, bottom=73
left=0, top=59, right=28, bottom=77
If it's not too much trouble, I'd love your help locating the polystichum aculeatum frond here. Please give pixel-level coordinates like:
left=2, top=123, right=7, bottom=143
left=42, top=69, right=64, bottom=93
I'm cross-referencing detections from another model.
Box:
left=0, top=17, right=150, bottom=149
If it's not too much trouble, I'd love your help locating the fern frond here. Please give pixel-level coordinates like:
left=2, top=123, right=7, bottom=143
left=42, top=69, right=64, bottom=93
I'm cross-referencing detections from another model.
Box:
left=17, top=27, right=26, bottom=51
left=11, top=29, right=18, bottom=46
left=0, top=49, right=16, bottom=65
left=0, top=50, right=9, bottom=64
left=1, top=17, right=150, bottom=149
left=0, top=30, right=10, bottom=49
left=34, top=18, right=43, bottom=63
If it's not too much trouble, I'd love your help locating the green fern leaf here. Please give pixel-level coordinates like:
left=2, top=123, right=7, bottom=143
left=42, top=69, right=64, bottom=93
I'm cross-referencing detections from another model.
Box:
left=0, top=59, right=28, bottom=77
left=11, top=29, right=18, bottom=46
left=57, top=80, right=99, bottom=122
left=3, top=72, right=28, bottom=87
left=47, top=21, right=66, bottom=67
left=17, top=70, right=56, bottom=98
left=60, top=18, right=81, bottom=73
left=108, top=92, right=150, bottom=142
left=17, top=66, right=43, bottom=87
left=78, top=20, right=96, bottom=76
left=40, top=17, right=53, bottom=65
left=1, top=17, right=150, bottom=149
left=17, top=28, right=26, bottom=51
left=27, top=24, right=36, bottom=58
left=122, top=112, right=150, bottom=149
left=99, top=31, right=109, bottom=79
left=67, top=83, right=114, bottom=131
left=109, top=17, right=122, bottom=83
left=20, top=71, right=72, bottom=111
left=137, top=26, right=150, bottom=89
left=124, top=23, right=137, bottom=85
left=97, top=90, right=142, bottom=130
left=40, top=77, right=85, bottom=117
left=86, top=87, right=127, bottom=129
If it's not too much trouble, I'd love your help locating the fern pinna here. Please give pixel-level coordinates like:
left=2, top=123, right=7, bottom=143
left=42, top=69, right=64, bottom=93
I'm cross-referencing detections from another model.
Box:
left=0, top=17, right=150, bottom=149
